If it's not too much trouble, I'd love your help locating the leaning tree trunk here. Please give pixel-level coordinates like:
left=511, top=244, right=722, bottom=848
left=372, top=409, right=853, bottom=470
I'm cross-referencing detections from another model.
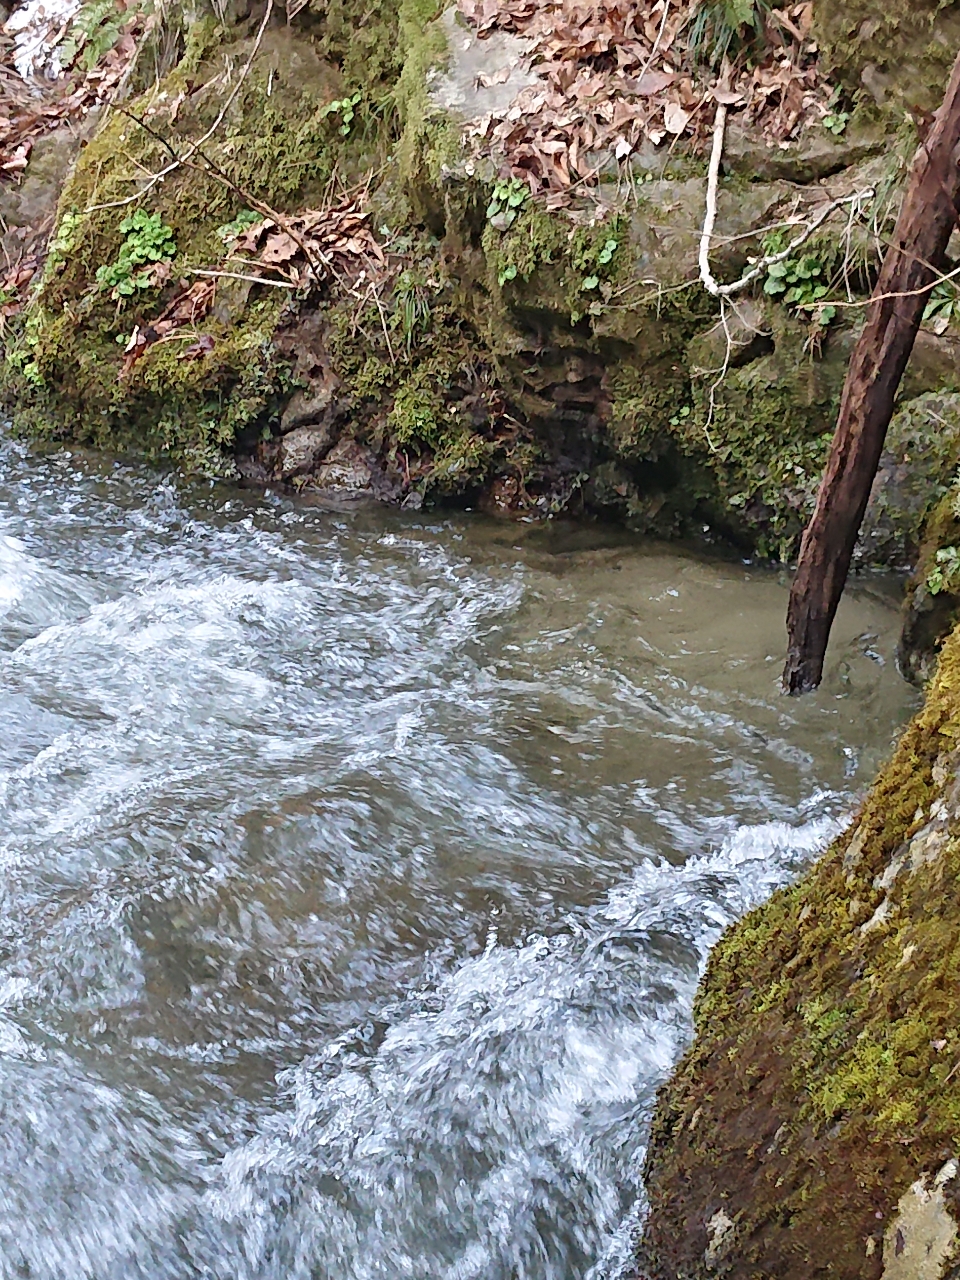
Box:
left=783, top=49, right=960, bottom=695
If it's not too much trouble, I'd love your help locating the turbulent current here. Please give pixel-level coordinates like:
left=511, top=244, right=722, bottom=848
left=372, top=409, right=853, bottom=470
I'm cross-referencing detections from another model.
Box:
left=0, top=437, right=918, bottom=1279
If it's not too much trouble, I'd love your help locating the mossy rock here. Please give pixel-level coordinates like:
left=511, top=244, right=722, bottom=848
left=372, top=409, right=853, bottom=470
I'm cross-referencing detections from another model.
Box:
left=637, top=623, right=960, bottom=1279
left=859, top=392, right=960, bottom=571
left=680, top=307, right=853, bottom=558
left=815, top=0, right=960, bottom=116
left=1, top=16, right=351, bottom=472
left=900, top=488, right=960, bottom=686
left=0, top=0, right=439, bottom=475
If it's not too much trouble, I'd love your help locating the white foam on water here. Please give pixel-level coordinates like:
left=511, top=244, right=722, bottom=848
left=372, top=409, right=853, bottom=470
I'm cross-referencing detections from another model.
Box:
left=203, top=813, right=840, bottom=1280
left=0, top=438, right=912, bottom=1279
left=0, top=533, right=97, bottom=643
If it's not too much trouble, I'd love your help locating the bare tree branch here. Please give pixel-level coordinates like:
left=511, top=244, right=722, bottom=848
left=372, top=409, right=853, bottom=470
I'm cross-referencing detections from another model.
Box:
left=698, top=100, right=875, bottom=300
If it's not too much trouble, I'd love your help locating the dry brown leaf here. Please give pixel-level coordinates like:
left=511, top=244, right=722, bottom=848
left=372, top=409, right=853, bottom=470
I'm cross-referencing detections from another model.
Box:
left=259, top=231, right=301, bottom=267
left=630, top=69, right=676, bottom=96
left=456, top=0, right=833, bottom=196
left=663, top=101, right=689, bottom=134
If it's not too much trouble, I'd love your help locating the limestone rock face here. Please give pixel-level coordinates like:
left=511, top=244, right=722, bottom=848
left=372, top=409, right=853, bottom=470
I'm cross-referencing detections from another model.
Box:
left=859, top=392, right=960, bottom=571
left=815, top=0, right=960, bottom=115
left=635, top=628, right=960, bottom=1279
left=428, top=6, right=538, bottom=122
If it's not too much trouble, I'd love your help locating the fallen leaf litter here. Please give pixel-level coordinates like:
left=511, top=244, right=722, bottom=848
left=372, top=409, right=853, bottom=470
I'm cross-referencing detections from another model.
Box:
left=456, top=0, right=833, bottom=197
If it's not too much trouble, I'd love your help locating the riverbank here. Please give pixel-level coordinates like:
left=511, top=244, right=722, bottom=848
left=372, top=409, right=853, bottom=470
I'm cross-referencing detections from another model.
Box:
left=1, top=0, right=960, bottom=600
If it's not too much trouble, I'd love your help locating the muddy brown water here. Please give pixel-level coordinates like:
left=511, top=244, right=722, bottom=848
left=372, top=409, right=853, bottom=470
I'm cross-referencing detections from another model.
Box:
left=0, top=437, right=918, bottom=1278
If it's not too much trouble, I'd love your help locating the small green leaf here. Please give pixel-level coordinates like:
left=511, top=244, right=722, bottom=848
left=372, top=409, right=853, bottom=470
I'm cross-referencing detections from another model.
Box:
left=727, top=0, right=757, bottom=25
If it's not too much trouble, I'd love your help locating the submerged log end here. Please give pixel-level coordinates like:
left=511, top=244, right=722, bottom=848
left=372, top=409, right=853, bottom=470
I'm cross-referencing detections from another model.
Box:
left=781, top=647, right=823, bottom=696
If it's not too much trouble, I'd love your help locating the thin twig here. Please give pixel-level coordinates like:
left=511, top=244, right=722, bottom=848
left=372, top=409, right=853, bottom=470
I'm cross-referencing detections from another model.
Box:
left=110, top=101, right=331, bottom=283
left=186, top=267, right=296, bottom=287
left=698, top=101, right=728, bottom=296
left=692, top=296, right=772, bottom=451
left=699, top=99, right=874, bottom=298
left=821, top=261, right=960, bottom=310
left=636, top=0, right=671, bottom=85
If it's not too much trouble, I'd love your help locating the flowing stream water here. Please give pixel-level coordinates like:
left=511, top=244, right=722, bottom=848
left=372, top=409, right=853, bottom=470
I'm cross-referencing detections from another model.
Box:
left=0, top=436, right=919, bottom=1279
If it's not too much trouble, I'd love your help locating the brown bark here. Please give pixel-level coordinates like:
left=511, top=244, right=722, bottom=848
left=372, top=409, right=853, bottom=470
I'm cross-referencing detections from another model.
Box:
left=783, top=49, right=960, bottom=694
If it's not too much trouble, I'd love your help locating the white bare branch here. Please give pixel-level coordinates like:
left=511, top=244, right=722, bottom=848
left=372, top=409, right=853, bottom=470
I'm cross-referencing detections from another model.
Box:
left=698, top=100, right=875, bottom=300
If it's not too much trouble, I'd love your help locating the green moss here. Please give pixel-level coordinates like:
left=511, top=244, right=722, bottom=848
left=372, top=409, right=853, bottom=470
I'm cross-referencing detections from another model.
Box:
left=389, top=376, right=447, bottom=447
left=682, top=311, right=851, bottom=557
left=0, top=0, right=471, bottom=474
left=2, top=16, right=373, bottom=469
left=319, top=238, right=535, bottom=499
left=899, top=489, right=960, bottom=684
left=394, top=0, right=456, bottom=197
left=815, top=0, right=960, bottom=116
left=482, top=202, right=567, bottom=291
left=481, top=207, right=636, bottom=324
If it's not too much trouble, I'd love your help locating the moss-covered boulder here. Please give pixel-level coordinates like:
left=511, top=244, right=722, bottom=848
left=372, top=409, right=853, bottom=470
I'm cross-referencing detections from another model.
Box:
left=635, top=624, right=960, bottom=1280
left=4, top=0, right=960, bottom=561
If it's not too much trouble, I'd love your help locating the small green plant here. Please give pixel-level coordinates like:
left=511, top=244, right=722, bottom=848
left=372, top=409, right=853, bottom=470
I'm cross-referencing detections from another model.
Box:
left=40, top=208, right=82, bottom=283
left=823, top=110, right=850, bottom=137
left=60, top=0, right=137, bottom=70
left=568, top=226, right=623, bottom=321
left=321, top=90, right=362, bottom=136
left=486, top=178, right=528, bottom=232
left=927, top=546, right=960, bottom=595
left=822, top=88, right=850, bottom=138
left=581, top=237, right=619, bottom=291
left=688, top=0, right=771, bottom=68
left=670, top=404, right=693, bottom=427
left=47, top=210, right=81, bottom=263
left=763, top=235, right=835, bottom=327
left=392, top=268, right=433, bottom=354
left=217, top=209, right=261, bottom=243
left=923, top=280, right=960, bottom=334
left=7, top=310, right=46, bottom=386
left=95, top=210, right=177, bottom=298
